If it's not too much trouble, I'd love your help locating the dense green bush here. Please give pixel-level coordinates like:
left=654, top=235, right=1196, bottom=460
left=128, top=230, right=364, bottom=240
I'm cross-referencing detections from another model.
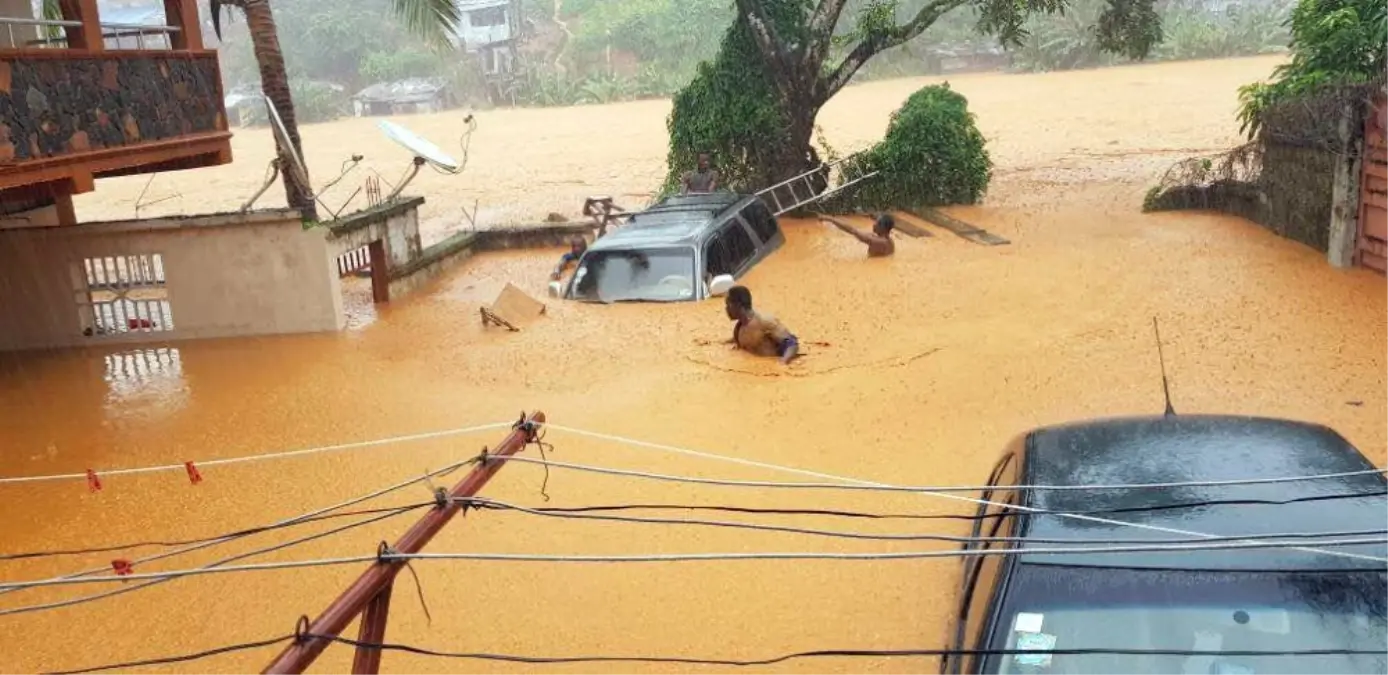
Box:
left=661, top=0, right=810, bottom=195
left=837, top=84, right=993, bottom=209
left=1236, top=0, right=1386, bottom=137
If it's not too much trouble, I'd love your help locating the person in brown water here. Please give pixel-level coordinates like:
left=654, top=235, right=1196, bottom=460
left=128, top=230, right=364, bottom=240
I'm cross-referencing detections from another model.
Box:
left=823, top=213, right=896, bottom=257
left=681, top=152, right=721, bottom=194
left=724, top=285, right=799, bottom=365
left=550, top=236, right=587, bottom=281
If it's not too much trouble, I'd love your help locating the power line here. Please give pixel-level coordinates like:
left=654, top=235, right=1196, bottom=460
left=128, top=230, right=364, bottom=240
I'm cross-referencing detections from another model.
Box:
left=492, top=490, right=1388, bottom=521
left=0, top=503, right=433, bottom=562
left=0, top=457, right=477, bottom=600
left=489, top=451, right=1387, bottom=563
left=44, top=635, right=293, bottom=675
left=5, top=536, right=1379, bottom=594
left=463, top=496, right=1388, bottom=546
left=310, top=634, right=1388, bottom=666
left=0, top=505, right=423, bottom=617
left=385, top=538, right=1386, bottom=565
left=46, top=632, right=1385, bottom=674
left=0, top=421, right=510, bottom=485
left=497, top=453, right=1387, bottom=494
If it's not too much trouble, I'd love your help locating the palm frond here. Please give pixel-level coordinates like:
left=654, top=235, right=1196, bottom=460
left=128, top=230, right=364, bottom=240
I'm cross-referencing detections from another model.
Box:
left=390, top=0, right=462, bottom=49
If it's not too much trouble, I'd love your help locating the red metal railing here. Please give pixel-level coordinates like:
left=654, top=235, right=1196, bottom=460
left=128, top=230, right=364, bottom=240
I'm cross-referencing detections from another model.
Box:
left=262, top=411, right=545, bottom=674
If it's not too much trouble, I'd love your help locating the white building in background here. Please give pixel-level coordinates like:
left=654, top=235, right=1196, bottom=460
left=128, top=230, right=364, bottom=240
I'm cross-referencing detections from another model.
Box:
left=454, top=0, right=522, bottom=77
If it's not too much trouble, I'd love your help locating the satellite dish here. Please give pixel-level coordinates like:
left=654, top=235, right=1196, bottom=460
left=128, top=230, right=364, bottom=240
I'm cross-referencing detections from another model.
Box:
left=264, top=96, right=310, bottom=187
left=379, top=120, right=461, bottom=172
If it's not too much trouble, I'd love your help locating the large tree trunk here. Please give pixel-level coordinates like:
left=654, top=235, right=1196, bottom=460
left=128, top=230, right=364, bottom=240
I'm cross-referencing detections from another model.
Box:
left=242, top=0, right=317, bottom=220
left=761, top=93, right=826, bottom=195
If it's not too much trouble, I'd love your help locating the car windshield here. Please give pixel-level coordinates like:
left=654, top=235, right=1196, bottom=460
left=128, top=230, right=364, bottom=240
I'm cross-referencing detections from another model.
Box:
left=987, top=566, right=1386, bottom=674
left=568, top=248, right=696, bottom=303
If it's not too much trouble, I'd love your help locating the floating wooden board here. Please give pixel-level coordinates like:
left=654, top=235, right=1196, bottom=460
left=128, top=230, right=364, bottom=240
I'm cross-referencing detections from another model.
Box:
left=830, top=210, right=932, bottom=238
left=481, top=282, right=546, bottom=331
left=883, top=211, right=933, bottom=238
left=910, top=208, right=1010, bottom=246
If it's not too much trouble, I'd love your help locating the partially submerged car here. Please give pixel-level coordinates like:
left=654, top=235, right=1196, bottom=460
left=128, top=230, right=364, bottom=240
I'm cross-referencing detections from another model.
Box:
left=944, top=414, right=1387, bottom=674
left=558, top=192, right=783, bottom=303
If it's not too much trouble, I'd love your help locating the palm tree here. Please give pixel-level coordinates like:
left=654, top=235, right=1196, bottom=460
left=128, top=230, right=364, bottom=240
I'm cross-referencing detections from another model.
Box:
left=208, top=0, right=462, bottom=221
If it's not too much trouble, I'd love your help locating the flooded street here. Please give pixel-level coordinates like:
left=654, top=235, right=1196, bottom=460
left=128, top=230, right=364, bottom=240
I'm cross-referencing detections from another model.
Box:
left=1, top=55, right=1385, bottom=673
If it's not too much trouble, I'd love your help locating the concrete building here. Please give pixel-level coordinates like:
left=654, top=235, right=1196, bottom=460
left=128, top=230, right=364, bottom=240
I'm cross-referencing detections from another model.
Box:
left=0, top=0, right=394, bottom=351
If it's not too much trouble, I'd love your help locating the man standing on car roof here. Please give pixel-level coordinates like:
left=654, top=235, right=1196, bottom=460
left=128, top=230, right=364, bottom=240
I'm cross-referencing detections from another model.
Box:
left=550, top=236, right=587, bottom=281
left=681, top=152, right=720, bottom=194
left=724, top=285, right=799, bottom=366
left=822, top=213, right=896, bottom=257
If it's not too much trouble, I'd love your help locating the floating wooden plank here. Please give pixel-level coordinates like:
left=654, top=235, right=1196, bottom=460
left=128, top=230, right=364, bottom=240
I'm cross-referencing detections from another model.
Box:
left=909, top=208, right=1010, bottom=246
left=481, top=282, right=546, bottom=331
left=884, top=211, right=933, bottom=238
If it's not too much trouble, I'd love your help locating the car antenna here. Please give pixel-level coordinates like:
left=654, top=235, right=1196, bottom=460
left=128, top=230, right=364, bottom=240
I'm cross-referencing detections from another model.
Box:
left=1152, top=317, right=1176, bottom=417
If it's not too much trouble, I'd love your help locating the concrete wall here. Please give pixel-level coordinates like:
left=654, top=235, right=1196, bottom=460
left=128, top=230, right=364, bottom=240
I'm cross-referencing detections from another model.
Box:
left=0, top=209, right=344, bottom=352
left=387, top=222, right=588, bottom=299
left=329, top=197, right=423, bottom=269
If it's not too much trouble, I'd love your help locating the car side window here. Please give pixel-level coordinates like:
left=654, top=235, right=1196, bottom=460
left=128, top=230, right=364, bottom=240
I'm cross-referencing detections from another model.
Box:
left=740, top=200, right=778, bottom=245
left=946, top=452, right=1017, bottom=675
left=964, top=489, right=1022, bottom=674
left=705, top=220, right=757, bottom=278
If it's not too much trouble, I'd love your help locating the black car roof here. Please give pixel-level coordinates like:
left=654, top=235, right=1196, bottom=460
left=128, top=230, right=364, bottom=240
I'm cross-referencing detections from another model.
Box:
left=587, top=193, right=753, bottom=252
left=1018, top=415, right=1387, bottom=571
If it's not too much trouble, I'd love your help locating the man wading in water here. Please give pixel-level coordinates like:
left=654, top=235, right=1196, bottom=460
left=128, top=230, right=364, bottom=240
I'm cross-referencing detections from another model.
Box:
left=822, top=214, right=896, bottom=257
left=681, top=152, right=720, bottom=194
left=724, top=285, right=799, bottom=366
left=550, top=236, right=587, bottom=281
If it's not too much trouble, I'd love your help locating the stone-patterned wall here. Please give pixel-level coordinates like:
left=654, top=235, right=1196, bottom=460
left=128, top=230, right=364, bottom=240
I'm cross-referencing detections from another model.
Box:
left=0, top=54, right=224, bottom=162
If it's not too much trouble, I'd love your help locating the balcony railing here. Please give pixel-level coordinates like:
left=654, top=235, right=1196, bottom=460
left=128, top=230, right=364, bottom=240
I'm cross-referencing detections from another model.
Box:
left=0, top=1, right=229, bottom=213
left=1, top=16, right=185, bottom=50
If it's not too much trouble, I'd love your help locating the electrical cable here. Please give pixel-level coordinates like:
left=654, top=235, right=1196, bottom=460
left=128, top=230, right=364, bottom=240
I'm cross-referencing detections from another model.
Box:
left=43, top=634, right=294, bottom=675
left=51, top=632, right=1382, bottom=674
left=0, top=505, right=425, bottom=617
left=0, top=456, right=479, bottom=600
left=5, top=536, right=1380, bottom=594
left=0, top=503, right=433, bottom=561
left=495, top=490, right=1388, bottom=522
left=0, top=421, right=509, bottom=484
left=311, top=634, right=1388, bottom=666
left=462, top=496, right=1388, bottom=546
left=496, top=453, right=1387, bottom=494
left=488, top=453, right=1388, bottom=563
left=384, top=538, right=1386, bottom=565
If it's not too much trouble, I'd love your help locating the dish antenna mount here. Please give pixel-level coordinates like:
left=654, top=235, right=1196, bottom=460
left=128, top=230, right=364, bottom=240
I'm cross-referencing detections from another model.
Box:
left=378, top=115, right=476, bottom=201
left=239, top=94, right=363, bottom=216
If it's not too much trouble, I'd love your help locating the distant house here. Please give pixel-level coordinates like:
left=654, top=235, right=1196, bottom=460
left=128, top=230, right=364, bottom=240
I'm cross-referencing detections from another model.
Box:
left=351, top=78, right=455, bottom=117
left=454, top=0, right=523, bottom=78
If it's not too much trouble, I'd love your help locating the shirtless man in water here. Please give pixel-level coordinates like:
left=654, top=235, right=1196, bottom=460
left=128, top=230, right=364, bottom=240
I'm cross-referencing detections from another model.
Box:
left=823, top=214, right=896, bottom=257
left=724, top=285, right=799, bottom=365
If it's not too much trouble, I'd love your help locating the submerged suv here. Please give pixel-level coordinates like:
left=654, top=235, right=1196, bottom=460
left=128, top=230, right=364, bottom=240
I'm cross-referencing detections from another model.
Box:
left=560, top=192, right=783, bottom=303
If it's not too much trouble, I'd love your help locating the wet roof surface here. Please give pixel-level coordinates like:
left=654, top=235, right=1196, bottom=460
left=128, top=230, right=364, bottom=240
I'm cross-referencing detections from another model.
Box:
left=588, top=193, right=748, bottom=250
left=1020, top=415, right=1388, bottom=570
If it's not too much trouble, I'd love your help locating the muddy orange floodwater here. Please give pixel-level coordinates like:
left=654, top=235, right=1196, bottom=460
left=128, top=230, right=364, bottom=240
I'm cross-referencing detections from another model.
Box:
left=0, top=56, right=1384, bottom=674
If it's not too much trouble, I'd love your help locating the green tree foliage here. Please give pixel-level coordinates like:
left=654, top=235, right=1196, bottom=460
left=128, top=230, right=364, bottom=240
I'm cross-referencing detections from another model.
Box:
left=1236, top=0, right=1386, bottom=137
left=1010, top=0, right=1291, bottom=72
left=665, top=0, right=1165, bottom=197
left=838, top=83, right=992, bottom=208
left=215, top=0, right=458, bottom=91
left=662, top=0, right=809, bottom=194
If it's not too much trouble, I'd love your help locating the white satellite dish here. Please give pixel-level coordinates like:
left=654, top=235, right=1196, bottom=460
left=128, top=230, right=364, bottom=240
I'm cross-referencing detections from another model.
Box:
left=379, top=120, right=461, bottom=172
left=377, top=119, right=470, bottom=200
left=265, top=96, right=310, bottom=186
